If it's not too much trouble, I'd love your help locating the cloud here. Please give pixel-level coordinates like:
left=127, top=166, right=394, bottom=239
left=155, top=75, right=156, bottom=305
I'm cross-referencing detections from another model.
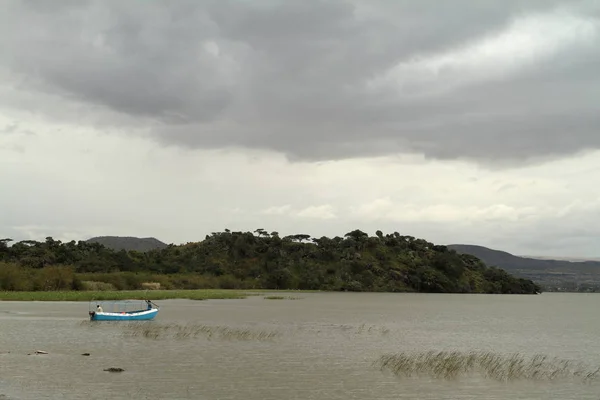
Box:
left=0, top=0, right=598, bottom=167
left=261, top=204, right=337, bottom=219
left=349, top=198, right=541, bottom=224
left=2, top=120, right=600, bottom=257
left=261, top=205, right=292, bottom=215
left=368, top=8, right=598, bottom=94
left=2, top=1, right=600, bottom=260
left=295, top=205, right=337, bottom=220
left=1, top=122, right=18, bottom=134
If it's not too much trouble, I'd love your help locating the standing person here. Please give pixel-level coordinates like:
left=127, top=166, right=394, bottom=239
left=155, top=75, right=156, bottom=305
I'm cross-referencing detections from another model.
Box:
left=146, top=300, right=152, bottom=310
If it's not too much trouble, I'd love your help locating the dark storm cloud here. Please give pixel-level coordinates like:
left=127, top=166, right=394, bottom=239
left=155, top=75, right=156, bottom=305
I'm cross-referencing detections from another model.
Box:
left=0, top=0, right=231, bottom=123
left=0, top=0, right=598, bottom=165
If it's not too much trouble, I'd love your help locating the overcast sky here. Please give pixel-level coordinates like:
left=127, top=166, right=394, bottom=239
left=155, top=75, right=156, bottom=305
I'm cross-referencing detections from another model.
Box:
left=1, top=0, right=599, bottom=258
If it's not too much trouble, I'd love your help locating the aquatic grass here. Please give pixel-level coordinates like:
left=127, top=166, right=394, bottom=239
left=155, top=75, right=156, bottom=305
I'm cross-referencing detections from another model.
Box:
left=119, top=322, right=281, bottom=342
left=356, top=323, right=390, bottom=335
left=263, top=295, right=303, bottom=300
left=331, top=323, right=390, bottom=336
left=0, top=289, right=249, bottom=302
left=375, top=351, right=600, bottom=383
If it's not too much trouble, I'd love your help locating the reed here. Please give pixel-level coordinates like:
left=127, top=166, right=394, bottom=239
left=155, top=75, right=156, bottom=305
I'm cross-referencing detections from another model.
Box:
left=140, top=282, right=161, bottom=290
left=332, top=323, right=390, bottom=336
left=119, top=322, right=281, bottom=342
left=375, top=350, right=600, bottom=382
left=80, top=281, right=117, bottom=291
left=0, top=289, right=249, bottom=301
left=263, top=295, right=302, bottom=300
left=356, top=323, right=390, bottom=335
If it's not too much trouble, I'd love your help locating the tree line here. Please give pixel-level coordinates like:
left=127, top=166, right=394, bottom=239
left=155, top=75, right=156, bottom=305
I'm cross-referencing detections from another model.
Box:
left=0, top=229, right=541, bottom=294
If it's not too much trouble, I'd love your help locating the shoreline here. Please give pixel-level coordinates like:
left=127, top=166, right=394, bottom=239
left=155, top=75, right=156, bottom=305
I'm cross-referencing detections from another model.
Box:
left=0, top=288, right=550, bottom=302
left=0, top=289, right=255, bottom=302
left=0, top=289, right=327, bottom=302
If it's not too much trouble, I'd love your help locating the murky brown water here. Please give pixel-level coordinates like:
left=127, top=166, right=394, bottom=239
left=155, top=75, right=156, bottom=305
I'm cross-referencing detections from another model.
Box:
left=1, top=292, right=600, bottom=399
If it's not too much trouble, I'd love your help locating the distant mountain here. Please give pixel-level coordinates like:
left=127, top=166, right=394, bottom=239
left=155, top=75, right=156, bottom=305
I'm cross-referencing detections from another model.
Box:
left=447, top=244, right=600, bottom=290
left=520, top=255, right=600, bottom=262
left=86, top=236, right=168, bottom=252
left=447, top=244, right=600, bottom=271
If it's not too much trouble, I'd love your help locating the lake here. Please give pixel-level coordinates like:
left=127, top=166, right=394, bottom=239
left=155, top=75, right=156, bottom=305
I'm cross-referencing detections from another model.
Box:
left=1, top=292, right=599, bottom=399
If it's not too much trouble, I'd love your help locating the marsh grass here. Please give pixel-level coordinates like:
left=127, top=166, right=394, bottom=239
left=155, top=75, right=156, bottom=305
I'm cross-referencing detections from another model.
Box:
left=375, top=351, right=600, bottom=383
left=333, top=323, right=390, bottom=336
left=81, top=281, right=117, bottom=291
left=357, top=323, right=390, bottom=335
left=119, top=322, right=281, bottom=342
left=0, top=289, right=249, bottom=302
left=263, top=295, right=302, bottom=300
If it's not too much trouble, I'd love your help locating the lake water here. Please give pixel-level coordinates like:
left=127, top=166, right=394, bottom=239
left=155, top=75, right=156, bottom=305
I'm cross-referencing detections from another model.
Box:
left=1, top=292, right=600, bottom=399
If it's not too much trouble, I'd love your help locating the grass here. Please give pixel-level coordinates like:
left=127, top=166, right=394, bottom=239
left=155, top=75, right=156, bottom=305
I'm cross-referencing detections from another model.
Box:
left=114, top=322, right=280, bottom=341
left=331, top=323, right=390, bottom=336
left=356, top=323, right=390, bottom=335
left=375, top=350, right=600, bottom=383
left=0, top=289, right=250, bottom=302
left=263, top=295, right=303, bottom=300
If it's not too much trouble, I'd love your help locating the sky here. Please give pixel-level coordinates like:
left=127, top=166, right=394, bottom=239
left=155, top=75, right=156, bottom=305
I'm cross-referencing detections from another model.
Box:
left=1, top=0, right=599, bottom=258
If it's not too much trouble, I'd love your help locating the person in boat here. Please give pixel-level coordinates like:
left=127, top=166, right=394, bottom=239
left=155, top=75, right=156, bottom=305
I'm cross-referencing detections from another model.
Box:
left=146, top=300, right=152, bottom=310
left=96, top=304, right=103, bottom=313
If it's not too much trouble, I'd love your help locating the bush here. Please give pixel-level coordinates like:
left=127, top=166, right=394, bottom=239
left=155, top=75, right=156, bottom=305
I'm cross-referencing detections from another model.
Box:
left=141, top=282, right=161, bottom=290
left=33, top=265, right=76, bottom=291
left=81, top=281, right=117, bottom=291
left=0, top=262, right=33, bottom=291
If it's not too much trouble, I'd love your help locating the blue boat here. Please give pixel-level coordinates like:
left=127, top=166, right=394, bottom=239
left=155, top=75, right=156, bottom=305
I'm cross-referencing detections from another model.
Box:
left=88, top=299, right=160, bottom=321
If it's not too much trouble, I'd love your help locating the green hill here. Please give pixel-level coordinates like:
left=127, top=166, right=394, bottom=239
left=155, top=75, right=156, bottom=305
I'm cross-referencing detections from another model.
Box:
left=0, top=230, right=540, bottom=294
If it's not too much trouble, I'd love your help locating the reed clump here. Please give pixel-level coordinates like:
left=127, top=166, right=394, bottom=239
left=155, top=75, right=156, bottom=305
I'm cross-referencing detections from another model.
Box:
left=333, top=323, right=390, bottom=336
left=375, top=351, right=600, bottom=382
left=356, top=323, right=390, bottom=335
left=120, top=322, right=280, bottom=342
left=81, top=281, right=117, bottom=291
left=263, top=295, right=302, bottom=300
left=140, top=282, right=161, bottom=290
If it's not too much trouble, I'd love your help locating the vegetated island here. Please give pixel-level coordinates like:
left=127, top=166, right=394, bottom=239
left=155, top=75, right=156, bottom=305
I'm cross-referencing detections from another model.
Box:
left=0, top=229, right=541, bottom=299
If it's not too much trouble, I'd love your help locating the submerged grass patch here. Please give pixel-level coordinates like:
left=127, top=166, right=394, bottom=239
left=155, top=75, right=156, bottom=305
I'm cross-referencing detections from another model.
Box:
left=0, top=289, right=249, bottom=302
left=357, top=323, right=390, bottom=335
left=375, top=351, right=600, bottom=383
left=263, top=295, right=303, bottom=300
left=332, top=323, right=390, bottom=336
left=118, top=322, right=280, bottom=342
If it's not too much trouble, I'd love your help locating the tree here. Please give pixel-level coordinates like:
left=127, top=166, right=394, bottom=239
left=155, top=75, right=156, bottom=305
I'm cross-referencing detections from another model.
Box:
left=295, top=234, right=311, bottom=242
left=254, top=228, right=268, bottom=238
left=0, top=239, right=13, bottom=260
left=0, top=228, right=541, bottom=294
left=344, top=230, right=368, bottom=241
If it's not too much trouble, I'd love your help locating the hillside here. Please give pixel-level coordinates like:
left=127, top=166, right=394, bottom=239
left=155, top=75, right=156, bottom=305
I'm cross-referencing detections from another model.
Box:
left=447, top=244, right=600, bottom=291
left=0, top=230, right=540, bottom=294
left=447, top=245, right=538, bottom=271
left=86, top=236, right=168, bottom=252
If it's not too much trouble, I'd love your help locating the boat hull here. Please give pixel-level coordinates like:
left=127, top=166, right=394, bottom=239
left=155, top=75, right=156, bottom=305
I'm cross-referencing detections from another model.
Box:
left=90, top=308, right=158, bottom=321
